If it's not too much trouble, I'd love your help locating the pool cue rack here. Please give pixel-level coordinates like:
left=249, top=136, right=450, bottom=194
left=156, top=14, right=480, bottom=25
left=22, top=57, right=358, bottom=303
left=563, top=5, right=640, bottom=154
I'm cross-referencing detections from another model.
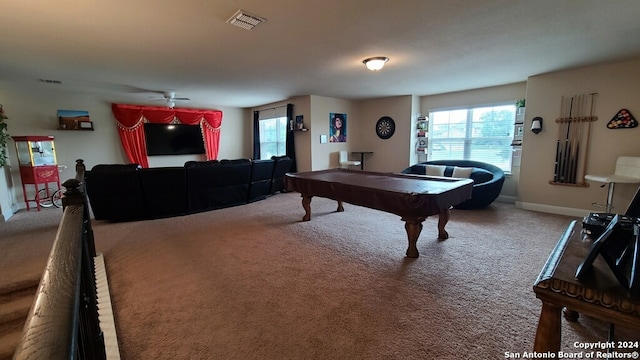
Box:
left=549, top=93, right=598, bottom=186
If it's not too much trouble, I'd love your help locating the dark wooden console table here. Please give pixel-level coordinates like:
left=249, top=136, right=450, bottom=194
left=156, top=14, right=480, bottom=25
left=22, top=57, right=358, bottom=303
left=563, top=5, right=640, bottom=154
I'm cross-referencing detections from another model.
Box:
left=533, top=220, right=640, bottom=351
left=351, top=151, right=373, bottom=170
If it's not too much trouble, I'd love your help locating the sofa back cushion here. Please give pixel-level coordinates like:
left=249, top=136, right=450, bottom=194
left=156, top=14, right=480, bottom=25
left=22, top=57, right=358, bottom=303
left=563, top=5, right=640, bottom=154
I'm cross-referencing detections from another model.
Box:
left=138, top=167, right=187, bottom=218
left=425, top=164, right=446, bottom=176
left=249, top=159, right=276, bottom=202
left=271, top=156, right=293, bottom=193
left=451, top=166, right=473, bottom=178
left=85, top=164, right=146, bottom=221
left=185, top=159, right=252, bottom=213
left=468, top=168, right=494, bottom=184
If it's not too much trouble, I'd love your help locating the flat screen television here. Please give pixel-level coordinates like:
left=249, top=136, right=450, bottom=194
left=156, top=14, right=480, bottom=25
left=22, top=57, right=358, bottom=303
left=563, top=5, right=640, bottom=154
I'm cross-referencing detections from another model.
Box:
left=144, top=123, right=205, bottom=156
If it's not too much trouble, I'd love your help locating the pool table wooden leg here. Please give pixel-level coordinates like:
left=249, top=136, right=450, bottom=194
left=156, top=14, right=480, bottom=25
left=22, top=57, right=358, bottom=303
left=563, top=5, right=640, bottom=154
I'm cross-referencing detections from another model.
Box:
left=402, top=217, right=425, bottom=258
left=301, top=197, right=342, bottom=221
left=438, top=208, right=450, bottom=240
left=301, top=196, right=312, bottom=221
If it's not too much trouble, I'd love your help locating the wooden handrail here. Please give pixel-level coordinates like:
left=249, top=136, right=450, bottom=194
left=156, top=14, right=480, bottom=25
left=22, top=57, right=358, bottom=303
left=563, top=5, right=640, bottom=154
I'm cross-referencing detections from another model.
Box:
left=13, top=159, right=106, bottom=360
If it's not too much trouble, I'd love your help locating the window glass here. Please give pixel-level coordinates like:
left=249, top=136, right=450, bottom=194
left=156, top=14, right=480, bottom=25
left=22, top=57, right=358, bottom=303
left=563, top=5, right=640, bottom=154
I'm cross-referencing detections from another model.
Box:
left=259, top=116, right=287, bottom=160
left=429, top=104, right=515, bottom=172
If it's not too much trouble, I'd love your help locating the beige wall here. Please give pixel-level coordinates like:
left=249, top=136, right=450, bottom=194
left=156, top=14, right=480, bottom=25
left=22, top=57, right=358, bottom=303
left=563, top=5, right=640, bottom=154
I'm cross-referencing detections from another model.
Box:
left=357, top=95, right=416, bottom=173
left=257, top=94, right=416, bottom=173
left=519, top=58, right=640, bottom=216
left=308, top=96, right=362, bottom=171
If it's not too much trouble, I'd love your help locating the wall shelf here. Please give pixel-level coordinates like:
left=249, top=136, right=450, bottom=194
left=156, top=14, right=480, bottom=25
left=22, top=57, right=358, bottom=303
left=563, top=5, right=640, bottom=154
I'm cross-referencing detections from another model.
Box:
left=416, top=117, right=428, bottom=158
left=57, top=127, right=94, bottom=131
left=58, top=119, right=94, bottom=130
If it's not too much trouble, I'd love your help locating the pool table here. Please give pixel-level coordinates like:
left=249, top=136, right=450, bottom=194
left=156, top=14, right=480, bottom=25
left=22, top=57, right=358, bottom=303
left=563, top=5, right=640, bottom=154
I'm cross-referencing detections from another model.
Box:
left=285, top=169, right=473, bottom=258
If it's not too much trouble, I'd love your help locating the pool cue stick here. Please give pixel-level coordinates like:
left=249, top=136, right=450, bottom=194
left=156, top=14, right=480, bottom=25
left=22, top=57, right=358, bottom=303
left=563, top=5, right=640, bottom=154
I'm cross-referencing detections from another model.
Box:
left=575, top=95, right=589, bottom=184
left=578, top=94, right=588, bottom=181
left=554, top=97, right=565, bottom=182
left=571, top=95, right=582, bottom=183
left=566, top=97, right=575, bottom=183
left=567, top=96, right=575, bottom=182
left=560, top=97, right=573, bottom=182
left=569, top=94, right=584, bottom=183
left=580, top=93, right=597, bottom=183
left=557, top=98, right=568, bottom=182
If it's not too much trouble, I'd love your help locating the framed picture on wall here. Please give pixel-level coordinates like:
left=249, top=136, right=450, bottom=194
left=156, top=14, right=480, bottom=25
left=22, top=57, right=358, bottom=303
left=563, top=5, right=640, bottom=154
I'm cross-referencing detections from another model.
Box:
left=329, top=113, right=347, bottom=142
left=57, top=109, right=91, bottom=130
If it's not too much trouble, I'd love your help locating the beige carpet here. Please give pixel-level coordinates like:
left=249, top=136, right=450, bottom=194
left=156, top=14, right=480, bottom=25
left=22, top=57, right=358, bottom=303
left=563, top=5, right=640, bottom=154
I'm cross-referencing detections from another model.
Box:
left=96, top=194, right=639, bottom=359
left=0, top=207, right=61, bottom=288
left=2, top=193, right=639, bottom=359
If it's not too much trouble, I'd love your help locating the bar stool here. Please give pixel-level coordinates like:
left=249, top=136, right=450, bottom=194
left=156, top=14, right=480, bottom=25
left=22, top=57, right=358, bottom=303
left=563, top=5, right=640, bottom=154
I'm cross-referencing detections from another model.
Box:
left=584, top=156, right=640, bottom=213
left=339, top=150, right=361, bottom=169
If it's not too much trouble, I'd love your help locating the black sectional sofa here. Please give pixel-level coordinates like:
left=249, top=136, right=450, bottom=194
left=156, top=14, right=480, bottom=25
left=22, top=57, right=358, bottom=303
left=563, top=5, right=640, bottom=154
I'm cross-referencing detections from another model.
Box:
left=85, top=156, right=293, bottom=222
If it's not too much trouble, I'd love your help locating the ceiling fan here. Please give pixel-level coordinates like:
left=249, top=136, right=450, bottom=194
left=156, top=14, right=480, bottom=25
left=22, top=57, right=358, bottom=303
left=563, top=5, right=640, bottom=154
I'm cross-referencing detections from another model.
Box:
left=156, top=91, right=190, bottom=108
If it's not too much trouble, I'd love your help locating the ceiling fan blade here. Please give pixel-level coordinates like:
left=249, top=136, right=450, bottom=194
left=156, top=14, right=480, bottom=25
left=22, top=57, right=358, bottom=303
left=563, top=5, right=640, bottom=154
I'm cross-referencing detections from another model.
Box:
left=174, top=97, right=191, bottom=101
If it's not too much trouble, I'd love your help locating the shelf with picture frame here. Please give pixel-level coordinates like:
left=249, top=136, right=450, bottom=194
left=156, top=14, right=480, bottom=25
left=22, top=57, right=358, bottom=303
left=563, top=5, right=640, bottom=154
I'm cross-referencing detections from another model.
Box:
left=416, top=116, right=429, bottom=159
left=57, top=110, right=95, bottom=131
left=58, top=121, right=94, bottom=131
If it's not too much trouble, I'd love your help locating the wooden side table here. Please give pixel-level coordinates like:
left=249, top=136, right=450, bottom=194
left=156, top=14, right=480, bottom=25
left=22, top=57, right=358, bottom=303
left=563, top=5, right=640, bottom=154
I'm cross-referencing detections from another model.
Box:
left=533, top=220, right=640, bottom=351
left=351, top=151, right=372, bottom=170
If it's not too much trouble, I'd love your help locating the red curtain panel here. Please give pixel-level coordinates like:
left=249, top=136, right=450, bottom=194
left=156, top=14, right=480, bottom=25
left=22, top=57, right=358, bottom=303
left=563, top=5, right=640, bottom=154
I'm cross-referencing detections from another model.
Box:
left=111, top=103, right=222, bottom=167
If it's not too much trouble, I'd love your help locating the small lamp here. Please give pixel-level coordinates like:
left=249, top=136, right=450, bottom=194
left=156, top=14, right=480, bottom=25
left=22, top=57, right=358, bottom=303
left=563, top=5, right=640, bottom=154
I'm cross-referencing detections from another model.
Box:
left=531, top=117, right=543, bottom=134
left=363, top=57, right=389, bottom=71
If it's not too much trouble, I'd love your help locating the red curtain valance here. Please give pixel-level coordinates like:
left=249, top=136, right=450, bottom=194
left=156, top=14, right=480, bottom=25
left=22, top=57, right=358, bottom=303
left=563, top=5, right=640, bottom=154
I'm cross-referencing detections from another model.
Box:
left=111, top=103, right=223, bottom=168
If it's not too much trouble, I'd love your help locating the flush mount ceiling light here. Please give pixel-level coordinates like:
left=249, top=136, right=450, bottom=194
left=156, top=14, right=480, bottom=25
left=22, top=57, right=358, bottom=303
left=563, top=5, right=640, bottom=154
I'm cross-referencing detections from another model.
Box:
left=363, top=57, right=389, bottom=71
left=227, top=9, right=266, bottom=30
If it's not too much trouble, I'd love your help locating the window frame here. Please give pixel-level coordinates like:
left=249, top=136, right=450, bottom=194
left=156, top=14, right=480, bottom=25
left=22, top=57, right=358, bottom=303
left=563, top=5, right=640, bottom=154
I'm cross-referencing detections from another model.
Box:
left=258, top=115, right=288, bottom=160
left=428, top=102, right=516, bottom=173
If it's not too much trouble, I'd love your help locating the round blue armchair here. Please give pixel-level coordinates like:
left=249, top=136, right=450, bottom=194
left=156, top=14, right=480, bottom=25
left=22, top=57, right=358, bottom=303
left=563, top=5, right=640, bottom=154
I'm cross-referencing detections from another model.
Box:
left=401, top=160, right=505, bottom=209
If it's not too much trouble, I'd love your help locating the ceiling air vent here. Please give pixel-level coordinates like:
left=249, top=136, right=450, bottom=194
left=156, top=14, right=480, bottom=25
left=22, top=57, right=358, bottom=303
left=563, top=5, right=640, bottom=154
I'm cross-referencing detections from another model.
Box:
left=227, top=10, right=266, bottom=30
left=39, top=79, right=63, bottom=85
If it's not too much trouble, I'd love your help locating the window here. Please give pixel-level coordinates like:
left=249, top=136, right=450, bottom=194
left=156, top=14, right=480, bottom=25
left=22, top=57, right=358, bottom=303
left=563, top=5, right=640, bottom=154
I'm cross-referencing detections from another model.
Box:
left=429, top=104, right=515, bottom=172
left=259, top=116, right=287, bottom=160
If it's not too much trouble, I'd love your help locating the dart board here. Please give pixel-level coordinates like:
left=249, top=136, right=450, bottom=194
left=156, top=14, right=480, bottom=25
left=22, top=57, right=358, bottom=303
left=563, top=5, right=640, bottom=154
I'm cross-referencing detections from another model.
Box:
left=375, top=116, right=395, bottom=139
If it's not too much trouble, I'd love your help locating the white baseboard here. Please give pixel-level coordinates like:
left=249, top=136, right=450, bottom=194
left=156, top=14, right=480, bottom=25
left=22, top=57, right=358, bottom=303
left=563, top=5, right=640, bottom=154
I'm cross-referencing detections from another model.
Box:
left=515, top=201, right=592, bottom=218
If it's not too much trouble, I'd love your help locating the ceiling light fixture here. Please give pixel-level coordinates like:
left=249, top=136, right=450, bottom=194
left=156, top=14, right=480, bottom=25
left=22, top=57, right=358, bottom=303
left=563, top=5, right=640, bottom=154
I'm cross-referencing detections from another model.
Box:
left=363, top=57, right=389, bottom=71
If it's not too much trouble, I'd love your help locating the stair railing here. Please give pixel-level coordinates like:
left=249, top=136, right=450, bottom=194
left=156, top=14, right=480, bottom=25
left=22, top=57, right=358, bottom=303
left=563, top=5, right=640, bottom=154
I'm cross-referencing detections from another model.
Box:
left=13, top=159, right=106, bottom=360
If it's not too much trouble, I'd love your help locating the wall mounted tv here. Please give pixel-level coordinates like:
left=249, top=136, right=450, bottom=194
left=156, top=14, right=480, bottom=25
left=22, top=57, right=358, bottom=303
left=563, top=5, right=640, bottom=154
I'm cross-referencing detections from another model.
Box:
left=144, top=123, right=205, bottom=156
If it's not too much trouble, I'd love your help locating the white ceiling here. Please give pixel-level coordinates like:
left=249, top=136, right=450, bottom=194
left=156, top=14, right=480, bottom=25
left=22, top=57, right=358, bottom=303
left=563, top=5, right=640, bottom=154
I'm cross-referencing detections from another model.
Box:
left=1, top=1, right=639, bottom=109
